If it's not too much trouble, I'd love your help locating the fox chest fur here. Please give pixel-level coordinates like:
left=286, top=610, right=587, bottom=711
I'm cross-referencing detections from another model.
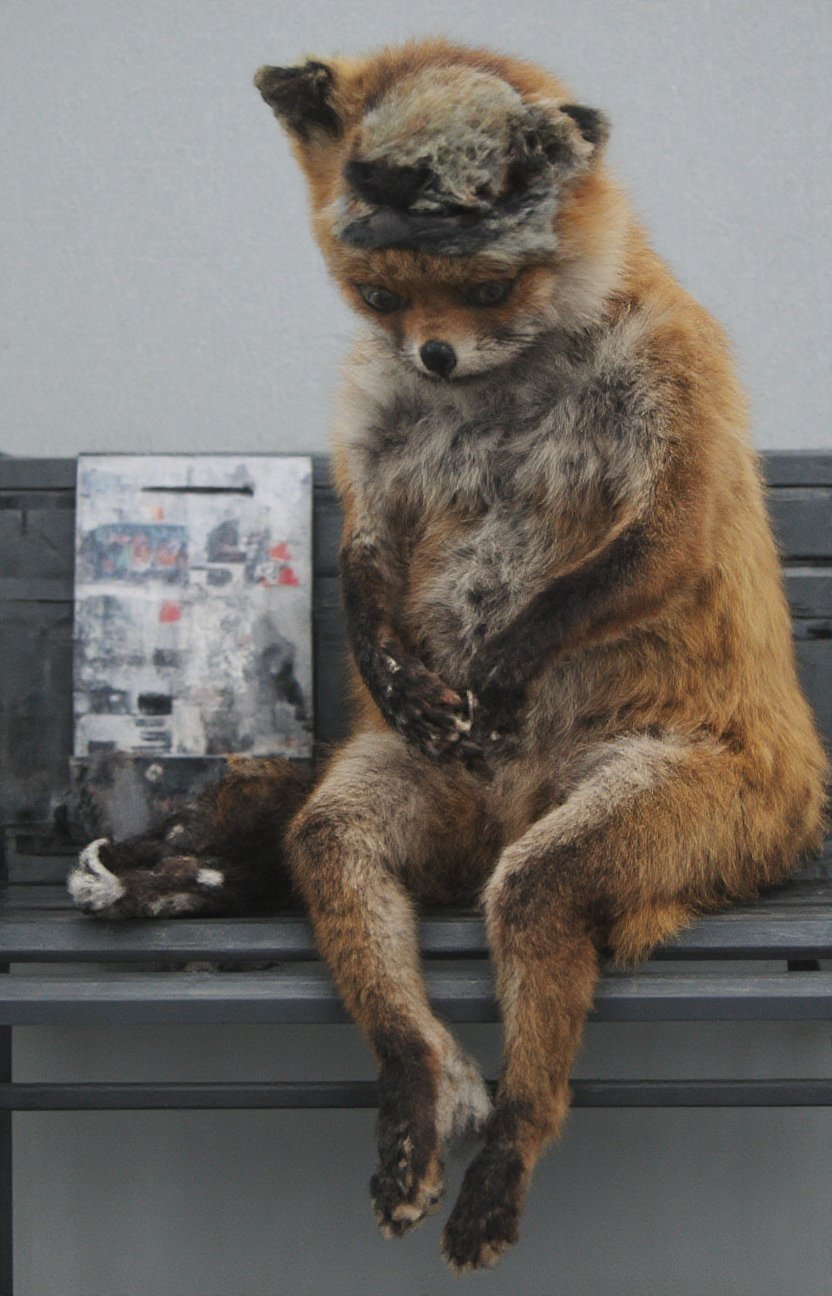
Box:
left=339, top=316, right=667, bottom=690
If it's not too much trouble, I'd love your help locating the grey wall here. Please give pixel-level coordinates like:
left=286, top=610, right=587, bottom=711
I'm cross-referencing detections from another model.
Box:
left=2, top=0, right=831, bottom=457
left=4, top=1, right=832, bottom=1293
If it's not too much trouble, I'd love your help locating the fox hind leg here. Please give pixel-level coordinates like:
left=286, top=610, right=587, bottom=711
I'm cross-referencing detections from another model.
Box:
left=442, top=730, right=817, bottom=1272
left=287, top=730, right=496, bottom=1237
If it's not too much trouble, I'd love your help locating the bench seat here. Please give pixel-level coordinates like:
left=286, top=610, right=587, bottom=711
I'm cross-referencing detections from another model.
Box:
left=2, top=874, right=830, bottom=1031
left=3, top=878, right=832, bottom=964
left=2, top=871, right=831, bottom=1114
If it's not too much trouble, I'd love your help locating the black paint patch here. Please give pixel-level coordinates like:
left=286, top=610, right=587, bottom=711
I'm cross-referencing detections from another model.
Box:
left=137, top=693, right=172, bottom=716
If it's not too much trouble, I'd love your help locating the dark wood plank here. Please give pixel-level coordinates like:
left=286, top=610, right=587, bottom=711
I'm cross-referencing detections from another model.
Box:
left=0, top=579, right=72, bottom=603
left=5, top=452, right=830, bottom=492
left=0, top=506, right=75, bottom=593
left=783, top=568, right=832, bottom=619
left=312, top=489, right=342, bottom=578
left=763, top=452, right=832, bottom=488
left=1, top=967, right=830, bottom=1025
left=794, top=639, right=832, bottom=754
left=0, top=460, right=76, bottom=490
left=5, top=872, right=830, bottom=911
left=1, top=905, right=831, bottom=962
left=312, top=577, right=349, bottom=744
left=767, top=488, right=832, bottom=559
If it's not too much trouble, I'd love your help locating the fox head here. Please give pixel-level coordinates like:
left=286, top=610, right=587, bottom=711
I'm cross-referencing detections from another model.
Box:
left=254, top=38, right=622, bottom=381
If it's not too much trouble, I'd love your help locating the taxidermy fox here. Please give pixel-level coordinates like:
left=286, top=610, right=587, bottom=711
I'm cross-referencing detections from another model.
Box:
left=69, top=37, right=827, bottom=1272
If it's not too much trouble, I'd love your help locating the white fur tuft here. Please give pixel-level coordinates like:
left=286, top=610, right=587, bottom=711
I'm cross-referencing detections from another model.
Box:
left=67, top=840, right=126, bottom=913
left=196, top=867, right=224, bottom=889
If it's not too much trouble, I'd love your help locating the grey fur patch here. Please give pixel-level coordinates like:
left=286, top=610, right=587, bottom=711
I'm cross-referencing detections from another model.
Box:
left=337, top=304, right=664, bottom=698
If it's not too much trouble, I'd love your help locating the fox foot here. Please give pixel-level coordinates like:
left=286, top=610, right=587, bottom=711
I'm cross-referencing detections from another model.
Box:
left=371, top=1038, right=492, bottom=1239
left=441, top=1144, right=527, bottom=1273
left=441, top=1105, right=531, bottom=1273
left=371, top=1130, right=445, bottom=1239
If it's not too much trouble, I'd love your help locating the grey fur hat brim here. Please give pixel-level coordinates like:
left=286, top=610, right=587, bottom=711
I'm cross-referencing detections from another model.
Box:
left=333, top=190, right=559, bottom=257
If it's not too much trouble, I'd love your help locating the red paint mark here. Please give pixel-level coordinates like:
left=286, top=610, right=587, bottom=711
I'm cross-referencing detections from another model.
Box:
left=278, top=565, right=299, bottom=587
left=159, top=600, right=182, bottom=623
left=269, top=542, right=291, bottom=560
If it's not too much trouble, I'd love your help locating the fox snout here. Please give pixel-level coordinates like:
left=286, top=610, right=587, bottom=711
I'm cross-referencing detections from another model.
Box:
left=419, top=340, right=457, bottom=378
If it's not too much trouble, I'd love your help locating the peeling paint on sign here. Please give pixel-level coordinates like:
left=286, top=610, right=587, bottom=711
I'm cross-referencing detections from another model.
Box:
left=73, top=455, right=313, bottom=760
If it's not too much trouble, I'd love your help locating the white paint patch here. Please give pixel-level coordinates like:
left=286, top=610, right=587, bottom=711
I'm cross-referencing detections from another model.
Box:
left=67, top=839, right=126, bottom=912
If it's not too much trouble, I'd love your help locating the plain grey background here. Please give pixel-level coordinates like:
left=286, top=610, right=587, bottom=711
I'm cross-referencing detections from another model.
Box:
left=3, top=1, right=831, bottom=1293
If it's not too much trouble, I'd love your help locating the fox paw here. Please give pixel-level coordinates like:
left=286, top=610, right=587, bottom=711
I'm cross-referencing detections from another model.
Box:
left=440, top=1143, right=526, bottom=1273
left=371, top=1131, right=445, bottom=1238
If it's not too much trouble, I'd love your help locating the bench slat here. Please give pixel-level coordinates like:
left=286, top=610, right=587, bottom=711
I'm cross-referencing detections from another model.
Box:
left=1, top=968, right=830, bottom=1025
left=2, top=1078, right=830, bottom=1110
left=5, top=873, right=831, bottom=910
left=0, top=907, right=831, bottom=962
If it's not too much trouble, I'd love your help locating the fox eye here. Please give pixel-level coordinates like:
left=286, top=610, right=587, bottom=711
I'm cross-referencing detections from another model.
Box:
left=357, top=284, right=402, bottom=313
left=463, top=280, right=514, bottom=307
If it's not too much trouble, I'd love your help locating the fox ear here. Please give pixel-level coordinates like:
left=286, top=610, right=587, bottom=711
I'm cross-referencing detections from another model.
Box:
left=557, top=103, right=610, bottom=152
left=254, top=60, right=343, bottom=141
left=508, top=100, right=610, bottom=190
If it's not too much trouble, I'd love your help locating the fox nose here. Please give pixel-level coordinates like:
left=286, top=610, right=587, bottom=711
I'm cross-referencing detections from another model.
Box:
left=419, top=340, right=457, bottom=377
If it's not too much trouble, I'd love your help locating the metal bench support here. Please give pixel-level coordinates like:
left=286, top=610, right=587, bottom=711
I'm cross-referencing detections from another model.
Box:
left=1, top=1018, right=11, bottom=1296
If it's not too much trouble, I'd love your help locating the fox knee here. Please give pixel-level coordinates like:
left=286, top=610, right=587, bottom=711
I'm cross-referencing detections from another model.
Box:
left=484, top=842, right=583, bottom=938
left=287, top=795, right=389, bottom=908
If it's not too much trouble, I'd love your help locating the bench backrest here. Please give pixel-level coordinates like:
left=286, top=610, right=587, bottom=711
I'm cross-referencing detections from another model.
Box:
left=1, top=453, right=830, bottom=870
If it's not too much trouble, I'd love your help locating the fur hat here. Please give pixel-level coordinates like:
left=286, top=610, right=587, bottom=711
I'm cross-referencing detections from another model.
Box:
left=329, top=65, right=608, bottom=259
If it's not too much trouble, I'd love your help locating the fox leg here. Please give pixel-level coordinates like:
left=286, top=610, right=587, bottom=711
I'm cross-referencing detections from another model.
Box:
left=441, top=730, right=818, bottom=1273
left=67, top=758, right=313, bottom=918
left=287, top=730, right=497, bottom=1237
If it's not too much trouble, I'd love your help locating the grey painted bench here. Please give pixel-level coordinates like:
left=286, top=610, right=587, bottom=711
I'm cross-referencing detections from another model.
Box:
left=2, top=453, right=831, bottom=1292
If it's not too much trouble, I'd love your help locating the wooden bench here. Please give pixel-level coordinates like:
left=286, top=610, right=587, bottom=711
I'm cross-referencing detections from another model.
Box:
left=1, top=452, right=831, bottom=1293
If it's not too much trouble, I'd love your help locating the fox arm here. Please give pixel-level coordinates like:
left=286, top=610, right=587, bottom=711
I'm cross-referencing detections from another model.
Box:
left=339, top=527, right=405, bottom=687
left=338, top=502, right=478, bottom=759
left=470, top=459, right=715, bottom=694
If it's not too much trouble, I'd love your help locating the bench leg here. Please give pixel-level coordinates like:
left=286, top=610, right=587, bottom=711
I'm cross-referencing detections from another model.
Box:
left=0, top=1023, right=11, bottom=1296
